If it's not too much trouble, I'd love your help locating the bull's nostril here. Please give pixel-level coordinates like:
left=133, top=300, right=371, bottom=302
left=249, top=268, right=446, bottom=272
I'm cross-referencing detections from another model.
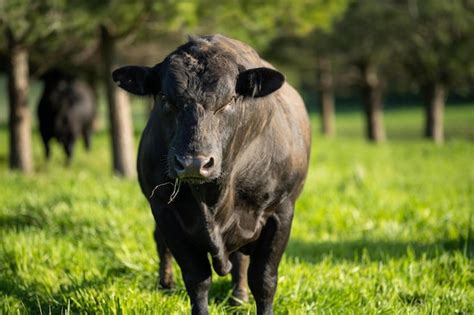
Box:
left=203, top=157, right=214, bottom=169
left=174, top=155, right=185, bottom=171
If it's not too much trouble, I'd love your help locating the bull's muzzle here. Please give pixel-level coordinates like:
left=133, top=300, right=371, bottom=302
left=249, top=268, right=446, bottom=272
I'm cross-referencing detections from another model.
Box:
left=174, top=155, right=216, bottom=181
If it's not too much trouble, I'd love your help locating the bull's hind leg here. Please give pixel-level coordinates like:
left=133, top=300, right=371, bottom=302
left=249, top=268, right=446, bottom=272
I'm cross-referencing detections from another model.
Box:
left=63, top=139, right=75, bottom=166
left=248, top=201, right=294, bottom=315
left=154, top=225, right=175, bottom=289
left=39, top=128, right=52, bottom=160
left=44, top=139, right=51, bottom=161
left=230, top=252, right=249, bottom=306
left=82, top=124, right=92, bottom=151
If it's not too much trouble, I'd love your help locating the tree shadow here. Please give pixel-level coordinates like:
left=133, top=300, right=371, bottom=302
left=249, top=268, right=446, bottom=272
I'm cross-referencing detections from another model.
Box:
left=285, top=237, right=472, bottom=264
left=0, top=270, right=112, bottom=313
left=0, top=213, right=44, bottom=231
left=0, top=193, right=78, bottom=230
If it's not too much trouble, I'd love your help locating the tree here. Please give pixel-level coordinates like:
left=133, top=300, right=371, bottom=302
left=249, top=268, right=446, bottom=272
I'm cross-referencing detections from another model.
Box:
left=195, top=0, right=348, bottom=51
left=4, top=27, right=32, bottom=172
left=317, top=56, right=336, bottom=136
left=311, top=30, right=342, bottom=137
left=330, top=1, right=405, bottom=143
left=400, top=0, right=474, bottom=143
left=269, top=31, right=340, bottom=137
left=91, top=1, right=153, bottom=177
left=0, top=0, right=72, bottom=172
left=100, top=23, right=136, bottom=178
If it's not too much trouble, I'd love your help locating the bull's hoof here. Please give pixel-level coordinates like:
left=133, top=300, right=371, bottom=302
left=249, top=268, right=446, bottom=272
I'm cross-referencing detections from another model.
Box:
left=229, top=289, right=249, bottom=306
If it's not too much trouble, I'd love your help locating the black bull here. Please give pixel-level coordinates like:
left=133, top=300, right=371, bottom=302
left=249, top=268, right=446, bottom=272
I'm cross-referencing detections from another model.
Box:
left=113, top=35, right=310, bottom=315
left=38, top=70, right=95, bottom=164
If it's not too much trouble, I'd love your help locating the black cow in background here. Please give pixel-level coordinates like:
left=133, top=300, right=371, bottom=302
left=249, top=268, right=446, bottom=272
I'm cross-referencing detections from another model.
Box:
left=38, top=69, right=96, bottom=164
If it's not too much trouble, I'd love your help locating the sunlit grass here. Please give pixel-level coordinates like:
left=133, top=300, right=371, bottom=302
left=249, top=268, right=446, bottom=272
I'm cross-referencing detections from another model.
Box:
left=0, top=105, right=473, bottom=314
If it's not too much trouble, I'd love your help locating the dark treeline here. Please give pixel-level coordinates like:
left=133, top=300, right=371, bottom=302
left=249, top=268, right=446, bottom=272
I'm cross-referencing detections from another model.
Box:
left=0, top=0, right=473, bottom=175
left=267, top=0, right=474, bottom=143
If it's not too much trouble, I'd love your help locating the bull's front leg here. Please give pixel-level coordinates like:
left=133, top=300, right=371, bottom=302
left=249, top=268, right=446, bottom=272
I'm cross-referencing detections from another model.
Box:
left=154, top=225, right=175, bottom=289
left=248, top=200, right=294, bottom=315
left=182, top=263, right=212, bottom=315
left=153, top=205, right=212, bottom=315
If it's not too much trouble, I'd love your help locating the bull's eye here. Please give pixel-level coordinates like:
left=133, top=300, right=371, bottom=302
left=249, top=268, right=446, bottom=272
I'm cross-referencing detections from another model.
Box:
left=214, top=96, right=236, bottom=115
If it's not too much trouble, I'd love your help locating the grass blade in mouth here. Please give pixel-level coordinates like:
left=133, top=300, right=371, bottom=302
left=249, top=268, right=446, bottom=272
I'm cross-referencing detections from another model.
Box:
left=168, top=178, right=181, bottom=204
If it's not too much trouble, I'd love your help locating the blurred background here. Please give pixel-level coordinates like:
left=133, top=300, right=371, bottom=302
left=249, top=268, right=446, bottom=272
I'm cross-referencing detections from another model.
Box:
left=0, top=0, right=472, bottom=175
left=0, top=1, right=473, bottom=313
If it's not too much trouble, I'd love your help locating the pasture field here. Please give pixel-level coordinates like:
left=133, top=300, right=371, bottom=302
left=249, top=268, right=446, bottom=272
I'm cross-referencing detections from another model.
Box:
left=0, top=103, right=473, bottom=314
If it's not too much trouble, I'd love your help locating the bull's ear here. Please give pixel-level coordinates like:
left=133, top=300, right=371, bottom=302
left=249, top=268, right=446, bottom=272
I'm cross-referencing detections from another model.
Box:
left=112, top=65, right=160, bottom=96
left=236, top=67, right=285, bottom=98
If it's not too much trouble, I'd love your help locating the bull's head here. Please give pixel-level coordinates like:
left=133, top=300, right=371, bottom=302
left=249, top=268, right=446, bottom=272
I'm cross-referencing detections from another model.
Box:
left=112, top=41, right=284, bottom=184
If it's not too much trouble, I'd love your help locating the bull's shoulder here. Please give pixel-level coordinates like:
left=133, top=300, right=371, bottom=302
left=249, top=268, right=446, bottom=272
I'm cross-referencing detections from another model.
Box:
left=275, top=83, right=311, bottom=149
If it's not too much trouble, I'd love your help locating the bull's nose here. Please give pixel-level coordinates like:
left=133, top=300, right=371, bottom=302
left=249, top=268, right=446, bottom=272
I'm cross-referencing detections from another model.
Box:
left=174, top=155, right=215, bottom=179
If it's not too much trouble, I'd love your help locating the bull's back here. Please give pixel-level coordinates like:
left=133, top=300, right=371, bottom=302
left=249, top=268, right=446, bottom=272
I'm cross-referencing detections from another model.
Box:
left=68, top=81, right=96, bottom=123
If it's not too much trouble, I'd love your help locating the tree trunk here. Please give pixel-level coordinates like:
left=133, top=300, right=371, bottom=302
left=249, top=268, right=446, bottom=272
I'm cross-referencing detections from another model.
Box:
left=6, top=29, right=33, bottom=173
left=100, top=25, right=136, bottom=177
left=318, top=57, right=335, bottom=137
left=422, top=82, right=445, bottom=144
left=360, top=62, right=386, bottom=143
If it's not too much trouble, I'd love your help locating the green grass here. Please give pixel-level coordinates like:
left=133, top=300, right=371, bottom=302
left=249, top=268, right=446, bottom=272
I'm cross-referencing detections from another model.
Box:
left=0, top=104, right=473, bottom=314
